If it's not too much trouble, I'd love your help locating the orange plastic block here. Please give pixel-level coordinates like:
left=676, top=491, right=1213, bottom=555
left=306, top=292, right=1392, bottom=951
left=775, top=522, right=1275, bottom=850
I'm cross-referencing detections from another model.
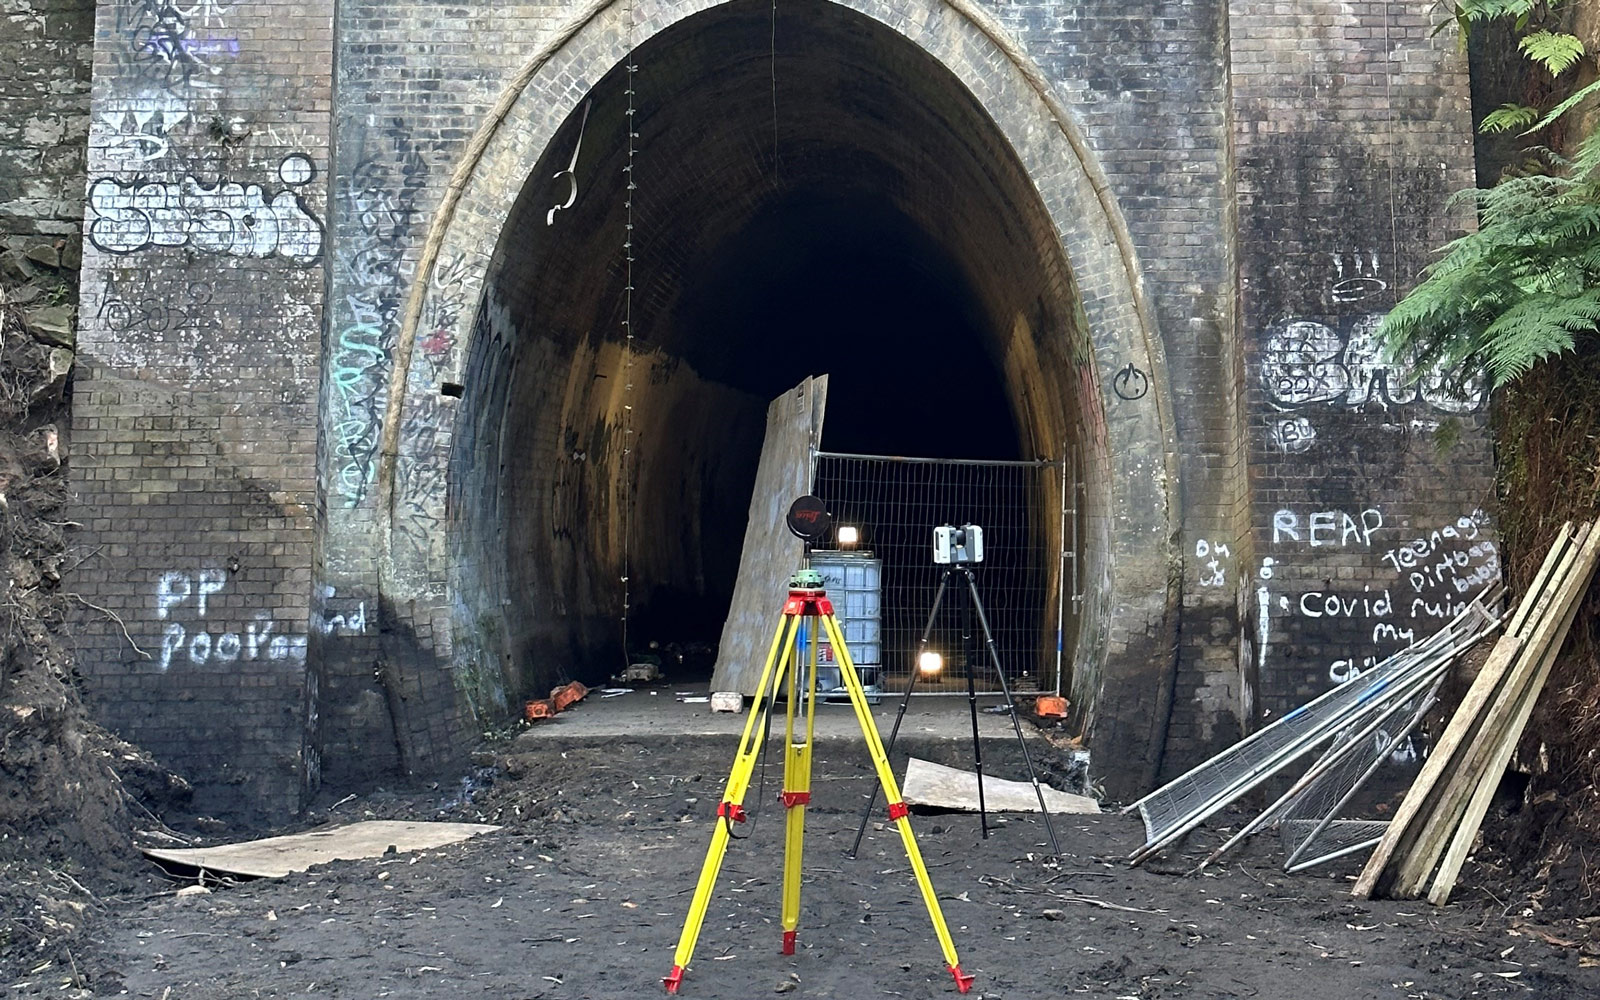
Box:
left=1034, top=695, right=1069, bottom=719
left=551, top=681, right=589, bottom=713
left=524, top=698, right=556, bottom=721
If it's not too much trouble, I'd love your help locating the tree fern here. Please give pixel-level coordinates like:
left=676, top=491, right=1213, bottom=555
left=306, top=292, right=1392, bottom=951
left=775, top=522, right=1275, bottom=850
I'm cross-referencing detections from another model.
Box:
left=1379, top=128, right=1600, bottom=386
left=1519, top=31, right=1585, bottom=76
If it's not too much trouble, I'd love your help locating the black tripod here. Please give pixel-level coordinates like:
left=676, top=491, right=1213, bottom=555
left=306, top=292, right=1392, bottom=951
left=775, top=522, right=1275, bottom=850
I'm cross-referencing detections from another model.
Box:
left=847, top=564, right=1060, bottom=857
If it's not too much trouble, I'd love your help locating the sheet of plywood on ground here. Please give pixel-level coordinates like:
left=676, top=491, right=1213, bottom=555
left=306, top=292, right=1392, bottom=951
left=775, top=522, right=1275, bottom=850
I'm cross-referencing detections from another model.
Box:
left=901, top=757, right=1100, bottom=814
left=1391, top=520, right=1600, bottom=899
left=1428, top=522, right=1600, bottom=904
left=712, top=375, right=829, bottom=695
left=140, top=821, right=502, bottom=879
left=1352, top=523, right=1582, bottom=899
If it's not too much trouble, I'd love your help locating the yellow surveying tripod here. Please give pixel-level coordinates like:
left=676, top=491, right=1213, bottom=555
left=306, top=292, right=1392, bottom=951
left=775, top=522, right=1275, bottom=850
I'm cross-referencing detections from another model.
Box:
left=662, top=568, right=974, bottom=995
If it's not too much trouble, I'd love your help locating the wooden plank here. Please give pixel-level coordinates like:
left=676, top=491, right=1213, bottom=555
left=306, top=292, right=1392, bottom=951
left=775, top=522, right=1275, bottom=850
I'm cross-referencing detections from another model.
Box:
left=141, top=821, right=501, bottom=879
left=901, top=757, right=1099, bottom=815
left=1427, top=516, right=1600, bottom=904
left=1506, top=521, right=1574, bottom=639
left=1391, top=519, right=1600, bottom=898
left=711, top=376, right=828, bottom=695
left=1352, top=524, right=1583, bottom=899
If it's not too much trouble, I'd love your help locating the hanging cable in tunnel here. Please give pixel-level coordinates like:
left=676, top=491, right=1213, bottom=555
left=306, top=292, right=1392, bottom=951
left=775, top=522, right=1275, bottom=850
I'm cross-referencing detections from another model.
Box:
left=619, top=0, right=639, bottom=670
left=770, top=0, right=779, bottom=186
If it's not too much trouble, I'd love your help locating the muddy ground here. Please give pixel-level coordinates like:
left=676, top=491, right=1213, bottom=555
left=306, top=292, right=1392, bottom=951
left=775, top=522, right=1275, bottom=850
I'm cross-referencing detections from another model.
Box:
left=32, top=732, right=1600, bottom=1000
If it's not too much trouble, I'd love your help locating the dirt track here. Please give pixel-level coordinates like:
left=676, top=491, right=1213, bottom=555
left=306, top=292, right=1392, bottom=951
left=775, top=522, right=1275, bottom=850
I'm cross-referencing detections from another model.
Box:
left=66, top=735, right=1600, bottom=999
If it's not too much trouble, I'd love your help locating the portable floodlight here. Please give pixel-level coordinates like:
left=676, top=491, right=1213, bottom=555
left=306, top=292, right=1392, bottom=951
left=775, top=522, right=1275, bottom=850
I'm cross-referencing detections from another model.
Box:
left=918, top=651, right=944, bottom=676
left=837, top=525, right=860, bottom=547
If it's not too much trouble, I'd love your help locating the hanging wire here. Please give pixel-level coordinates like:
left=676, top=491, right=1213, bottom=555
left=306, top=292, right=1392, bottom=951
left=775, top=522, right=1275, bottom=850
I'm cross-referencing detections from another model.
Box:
left=620, top=0, right=639, bottom=668
left=1382, top=3, right=1398, bottom=307
left=770, top=0, right=779, bottom=185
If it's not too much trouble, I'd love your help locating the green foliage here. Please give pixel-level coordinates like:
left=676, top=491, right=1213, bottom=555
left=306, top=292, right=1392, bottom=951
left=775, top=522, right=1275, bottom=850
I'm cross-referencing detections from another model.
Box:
left=1519, top=30, right=1587, bottom=75
left=1482, top=102, right=1541, bottom=133
left=1379, top=131, right=1600, bottom=385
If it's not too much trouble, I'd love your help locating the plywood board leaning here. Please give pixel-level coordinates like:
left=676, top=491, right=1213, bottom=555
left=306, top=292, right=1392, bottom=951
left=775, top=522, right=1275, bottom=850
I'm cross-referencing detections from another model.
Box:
left=711, top=375, right=829, bottom=695
left=141, top=820, right=502, bottom=879
left=902, top=757, right=1099, bottom=815
left=1353, top=523, right=1582, bottom=899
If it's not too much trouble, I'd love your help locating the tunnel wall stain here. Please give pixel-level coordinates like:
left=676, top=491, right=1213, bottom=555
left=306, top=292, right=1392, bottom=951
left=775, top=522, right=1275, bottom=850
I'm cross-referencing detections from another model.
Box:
left=57, top=0, right=1492, bottom=815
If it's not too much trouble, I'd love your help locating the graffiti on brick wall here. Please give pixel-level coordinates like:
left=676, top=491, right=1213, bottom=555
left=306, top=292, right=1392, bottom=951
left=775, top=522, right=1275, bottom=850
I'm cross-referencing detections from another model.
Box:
left=331, top=133, right=428, bottom=505
left=154, top=569, right=309, bottom=672
left=1329, top=250, right=1387, bottom=305
left=87, top=155, right=323, bottom=263
left=115, top=0, right=238, bottom=93
left=420, top=251, right=469, bottom=373
left=101, top=108, right=189, bottom=163
left=1194, top=538, right=1231, bottom=588
left=1261, top=315, right=1486, bottom=414
left=96, top=272, right=220, bottom=339
left=395, top=392, right=449, bottom=556
left=1259, top=506, right=1498, bottom=686
left=1270, top=416, right=1315, bottom=454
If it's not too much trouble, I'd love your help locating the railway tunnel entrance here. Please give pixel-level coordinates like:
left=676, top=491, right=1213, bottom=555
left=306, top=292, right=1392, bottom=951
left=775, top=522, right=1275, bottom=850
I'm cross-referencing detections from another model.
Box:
left=445, top=0, right=1111, bottom=713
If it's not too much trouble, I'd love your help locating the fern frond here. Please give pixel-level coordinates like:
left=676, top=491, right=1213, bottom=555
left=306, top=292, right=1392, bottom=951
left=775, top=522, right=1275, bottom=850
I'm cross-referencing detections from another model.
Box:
left=1529, top=78, right=1600, bottom=133
left=1519, top=31, right=1586, bottom=76
left=1482, top=103, right=1541, bottom=133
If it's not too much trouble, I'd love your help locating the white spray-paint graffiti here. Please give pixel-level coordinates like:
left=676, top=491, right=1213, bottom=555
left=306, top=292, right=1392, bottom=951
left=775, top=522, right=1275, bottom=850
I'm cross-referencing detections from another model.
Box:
left=88, top=155, right=323, bottom=263
left=1194, top=538, right=1231, bottom=588
left=1264, top=507, right=1500, bottom=685
left=153, top=571, right=367, bottom=672
left=1270, top=416, right=1316, bottom=453
left=1329, top=250, right=1387, bottom=304
left=101, top=108, right=189, bottom=162
left=1262, top=315, right=1486, bottom=414
left=1271, top=507, right=1385, bottom=548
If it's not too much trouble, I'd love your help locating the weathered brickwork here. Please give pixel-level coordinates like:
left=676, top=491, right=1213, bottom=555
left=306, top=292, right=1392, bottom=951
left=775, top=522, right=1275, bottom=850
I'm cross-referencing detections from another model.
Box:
left=1230, top=2, right=1493, bottom=759
left=56, top=0, right=1492, bottom=813
left=68, top=0, right=333, bottom=820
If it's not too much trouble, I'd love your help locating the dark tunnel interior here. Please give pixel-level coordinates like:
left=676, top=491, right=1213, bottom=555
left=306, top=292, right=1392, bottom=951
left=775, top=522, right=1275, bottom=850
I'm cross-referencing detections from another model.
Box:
left=447, top=0, right=1091, bottom=703
left=675, top=189, right=1021, bottom=461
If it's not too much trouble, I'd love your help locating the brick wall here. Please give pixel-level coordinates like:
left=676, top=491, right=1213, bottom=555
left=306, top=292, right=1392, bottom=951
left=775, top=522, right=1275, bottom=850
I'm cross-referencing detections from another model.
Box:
left=55, top=0, right=1491, bottom=810
left=1230, top=1, right=1494, bottom=750
left=68, top=0, right=334, bottom=821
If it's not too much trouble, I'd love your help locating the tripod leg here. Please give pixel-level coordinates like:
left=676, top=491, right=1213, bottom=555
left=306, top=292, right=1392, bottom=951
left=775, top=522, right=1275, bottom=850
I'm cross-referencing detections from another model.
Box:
left=665, top=613, right=800, bottom=993
left=780, top=614, right=820, bottom=954
left=962, top=578, right=988, bottom=839
left=822, top=612, right=974, bottom=995
left=964, top=572, right=1061, bottom=856
left=848, top=571, right=949, bottom=858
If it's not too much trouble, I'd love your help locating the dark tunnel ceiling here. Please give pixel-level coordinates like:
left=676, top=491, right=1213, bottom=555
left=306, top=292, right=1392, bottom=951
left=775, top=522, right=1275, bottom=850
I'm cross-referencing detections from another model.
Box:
left=493, top=0, right=1081, bottom=460
left=675, top=189, right=1019, bottom=458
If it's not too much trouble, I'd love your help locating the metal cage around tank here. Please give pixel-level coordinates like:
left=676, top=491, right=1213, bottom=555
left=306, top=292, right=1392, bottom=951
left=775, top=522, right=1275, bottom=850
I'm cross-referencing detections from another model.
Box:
left=810, top=450, right=1079, bottom=696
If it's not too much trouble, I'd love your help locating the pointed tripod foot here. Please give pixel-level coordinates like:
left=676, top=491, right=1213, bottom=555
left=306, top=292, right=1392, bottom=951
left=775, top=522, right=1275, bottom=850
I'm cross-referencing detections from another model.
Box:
left=948, top=964, right=975, bottom=993
left=663, top=965, right=685, bottom=994
left=781, top=930, right=797, bottom=955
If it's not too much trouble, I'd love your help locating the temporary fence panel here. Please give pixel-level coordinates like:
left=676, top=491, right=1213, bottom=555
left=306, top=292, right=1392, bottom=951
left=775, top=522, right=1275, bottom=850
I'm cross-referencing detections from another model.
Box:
left=811, top=451, right=1066, bottom=695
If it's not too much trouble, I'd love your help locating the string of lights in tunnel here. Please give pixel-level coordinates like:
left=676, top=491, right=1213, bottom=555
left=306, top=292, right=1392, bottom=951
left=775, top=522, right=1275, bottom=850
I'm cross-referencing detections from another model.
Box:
left=620, top=0, right=639, bottom=668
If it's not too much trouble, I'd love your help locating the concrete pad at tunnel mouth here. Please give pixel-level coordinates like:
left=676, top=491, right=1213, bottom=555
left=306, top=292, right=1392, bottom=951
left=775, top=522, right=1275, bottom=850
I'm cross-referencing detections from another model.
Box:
left=514, top=685, right=1056, bottom=744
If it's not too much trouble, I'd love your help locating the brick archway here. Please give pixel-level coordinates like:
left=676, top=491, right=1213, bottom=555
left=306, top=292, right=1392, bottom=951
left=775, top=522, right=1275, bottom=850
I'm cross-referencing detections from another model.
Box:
left=372, top=0, right=1182, bottom=784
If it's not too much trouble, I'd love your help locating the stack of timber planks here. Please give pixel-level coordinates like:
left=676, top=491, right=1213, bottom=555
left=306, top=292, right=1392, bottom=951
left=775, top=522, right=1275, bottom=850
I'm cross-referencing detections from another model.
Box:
left=1353, top=517, right=1600, bottom=904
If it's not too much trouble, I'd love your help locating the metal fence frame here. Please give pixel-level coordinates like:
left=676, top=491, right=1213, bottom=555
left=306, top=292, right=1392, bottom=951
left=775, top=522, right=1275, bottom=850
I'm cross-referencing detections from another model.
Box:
left=810, top=449, right=1078, bottom=696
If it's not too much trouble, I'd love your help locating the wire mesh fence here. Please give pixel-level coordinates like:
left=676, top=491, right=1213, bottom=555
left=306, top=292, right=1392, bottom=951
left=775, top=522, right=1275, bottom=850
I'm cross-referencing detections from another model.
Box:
left=810, top=451, right=1065, bottom=695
